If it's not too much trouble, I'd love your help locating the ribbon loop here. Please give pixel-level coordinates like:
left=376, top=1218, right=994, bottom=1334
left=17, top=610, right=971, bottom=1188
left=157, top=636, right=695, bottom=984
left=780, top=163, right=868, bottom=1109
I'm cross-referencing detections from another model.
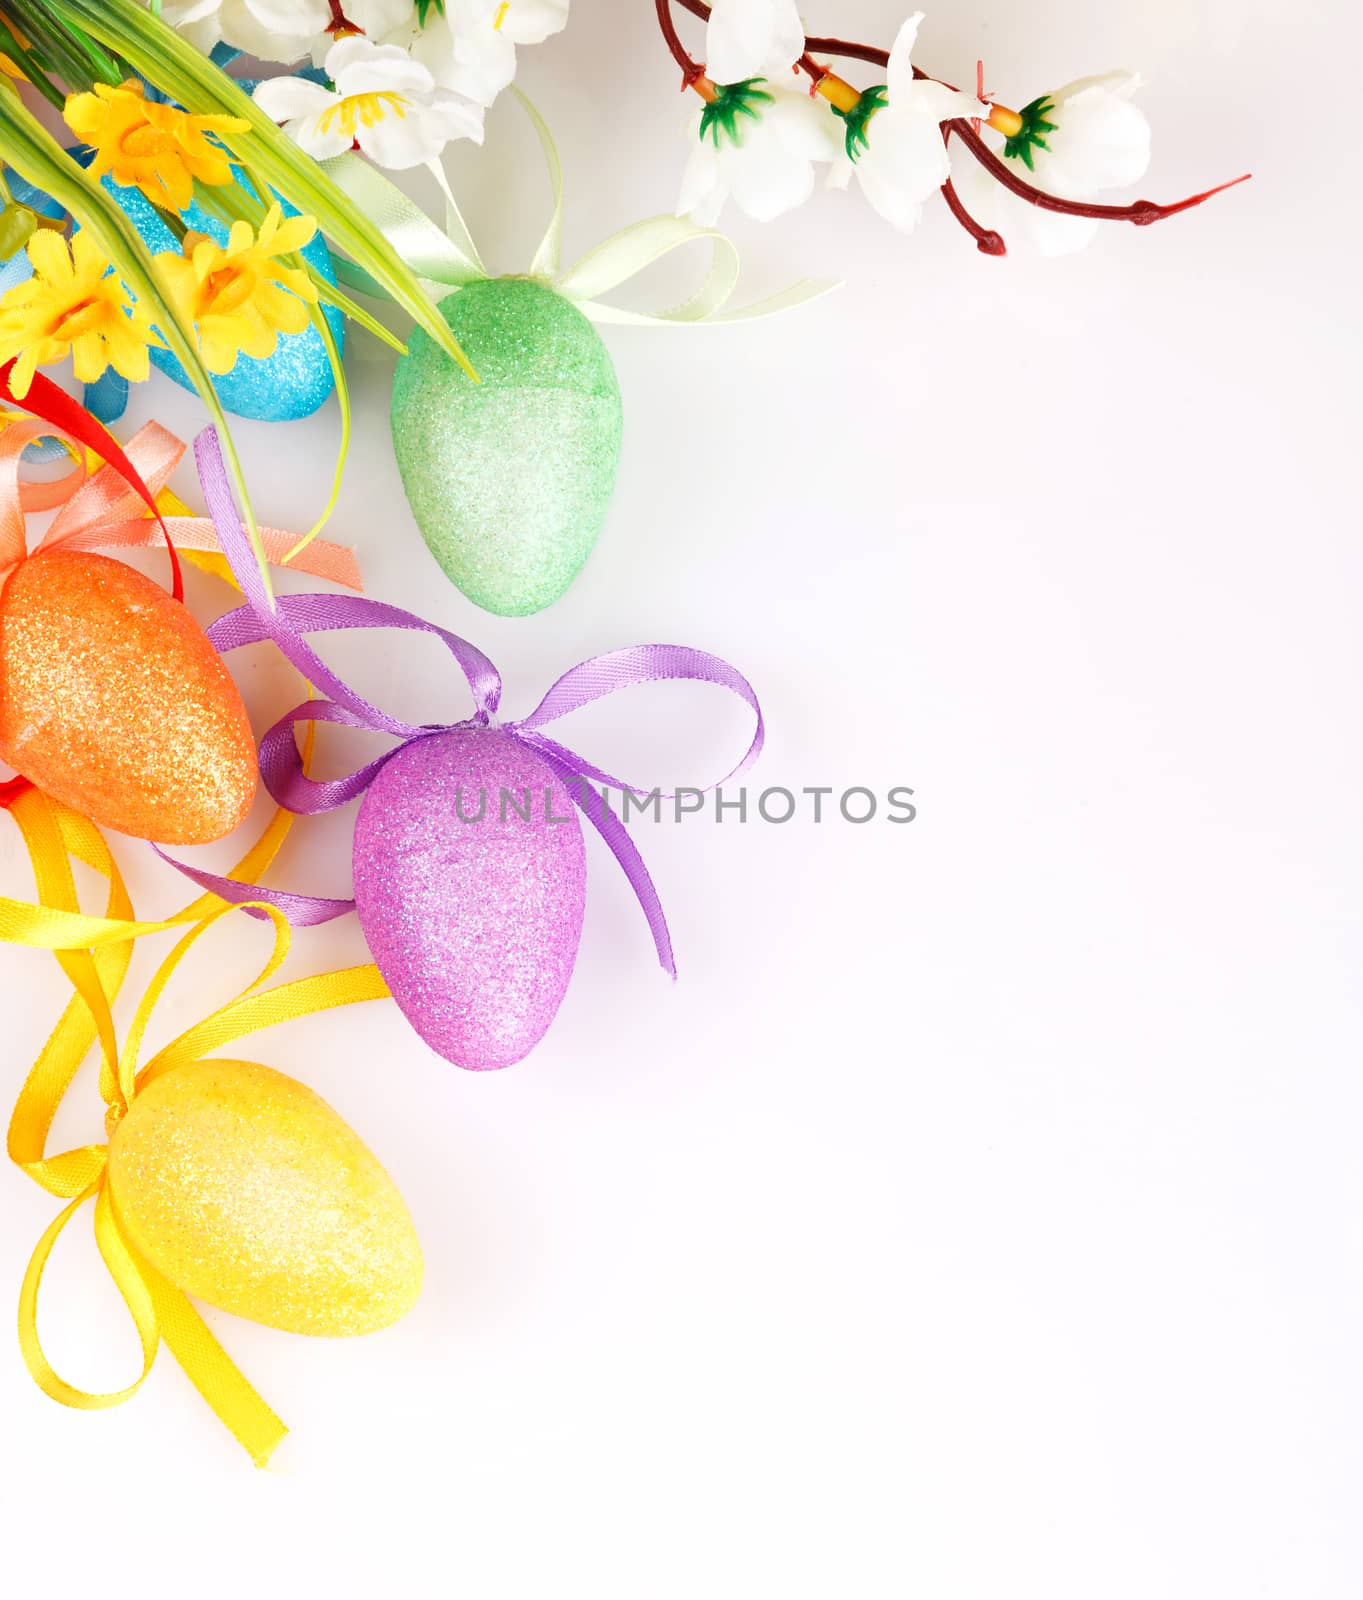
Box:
left=17, top=1178, right=162, bottom=1415
left=510, top=643, right=765, bottom=798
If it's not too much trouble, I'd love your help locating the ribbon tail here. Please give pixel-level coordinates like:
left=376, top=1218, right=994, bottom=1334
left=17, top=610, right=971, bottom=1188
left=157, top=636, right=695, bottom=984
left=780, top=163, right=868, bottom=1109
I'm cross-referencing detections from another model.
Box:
left=511, top=88, right=563, bottom=280
left=425, top=156, right=487, bottom=280
left=152, top=843, right=355, bottom=928
left=578, top=276, right=842, bottom=327
left=68, top=516, right=364, bottom=592
left=320, top=152, right=484, bottom=293
left=141, top=964, right=392, bottom=1086
left=137, top=1250, right=288, bottom=1469
left=537, top=748, right=676, bottom=979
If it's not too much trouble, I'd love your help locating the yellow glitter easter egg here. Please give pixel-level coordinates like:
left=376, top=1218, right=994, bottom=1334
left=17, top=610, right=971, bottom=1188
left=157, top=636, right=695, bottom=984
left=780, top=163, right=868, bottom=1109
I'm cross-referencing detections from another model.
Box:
left=106, top=1060, right=423, bottom=1336
left=0, top=550, right=256, bottom=843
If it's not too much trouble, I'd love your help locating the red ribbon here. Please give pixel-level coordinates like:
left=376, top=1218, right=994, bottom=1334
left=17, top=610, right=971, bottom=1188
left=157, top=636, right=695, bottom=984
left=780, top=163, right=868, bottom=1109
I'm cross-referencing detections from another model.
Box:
left=0, top=363, right=184, bottom=602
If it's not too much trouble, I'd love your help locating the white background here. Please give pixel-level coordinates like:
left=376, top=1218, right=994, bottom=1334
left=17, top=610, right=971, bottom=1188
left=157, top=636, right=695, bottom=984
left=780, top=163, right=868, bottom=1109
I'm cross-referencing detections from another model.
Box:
left=2, top=2, right=1359, bottom=1595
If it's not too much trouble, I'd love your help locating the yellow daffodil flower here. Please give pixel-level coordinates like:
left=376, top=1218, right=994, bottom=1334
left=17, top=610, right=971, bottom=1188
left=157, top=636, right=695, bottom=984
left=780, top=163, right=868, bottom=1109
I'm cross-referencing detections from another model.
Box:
left=63, top=80, right=248, bottom=213
left=156, top=203, right=320, bottom=374
left=0, top=229, right=161, bottom=399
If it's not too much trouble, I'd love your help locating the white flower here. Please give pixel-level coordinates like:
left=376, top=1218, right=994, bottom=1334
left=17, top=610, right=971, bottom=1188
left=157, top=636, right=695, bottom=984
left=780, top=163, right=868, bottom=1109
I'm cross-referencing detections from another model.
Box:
left=678, top=82, right=840, bottom=226
left=705, top=0, right=805, bottom=84
left=950, top=73, right=1152, bottom=256
left=411, top=0, right=569, bottom=109
left=827, top=12, right=986, bottom=234
left=253, top=35, right=485, bottom=168
left=159, top=0, right=330, bottom=63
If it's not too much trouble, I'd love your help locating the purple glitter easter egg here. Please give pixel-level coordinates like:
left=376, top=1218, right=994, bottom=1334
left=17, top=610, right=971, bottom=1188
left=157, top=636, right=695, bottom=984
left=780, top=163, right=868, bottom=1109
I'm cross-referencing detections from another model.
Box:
left=353, top=724, right=587, bottom=1070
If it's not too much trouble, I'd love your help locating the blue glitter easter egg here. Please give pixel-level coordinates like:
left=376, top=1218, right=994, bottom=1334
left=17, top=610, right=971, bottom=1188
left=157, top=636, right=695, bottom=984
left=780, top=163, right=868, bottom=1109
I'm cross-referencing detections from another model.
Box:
left=352, top=724, right=587, bottom=1071
left=390, top=277, right=623, bottom=617
left=98, top=171, right=343, bottom=421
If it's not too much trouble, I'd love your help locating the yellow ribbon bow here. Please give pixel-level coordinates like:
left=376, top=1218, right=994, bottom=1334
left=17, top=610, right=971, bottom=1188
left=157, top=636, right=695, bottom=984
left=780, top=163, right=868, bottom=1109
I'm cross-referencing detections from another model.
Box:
left=4, top=783, right=390, bottom=1466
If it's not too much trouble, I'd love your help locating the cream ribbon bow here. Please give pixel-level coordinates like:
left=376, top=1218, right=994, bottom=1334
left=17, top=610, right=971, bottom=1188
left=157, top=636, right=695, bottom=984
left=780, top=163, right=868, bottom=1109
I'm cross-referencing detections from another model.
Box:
left=321, top=90, right=839, bottom=327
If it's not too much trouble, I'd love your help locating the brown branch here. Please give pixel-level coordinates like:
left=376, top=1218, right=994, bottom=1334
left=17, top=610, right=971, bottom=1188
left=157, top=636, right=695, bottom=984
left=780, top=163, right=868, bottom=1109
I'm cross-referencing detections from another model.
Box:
left=655, top=0, right=705, bottom=87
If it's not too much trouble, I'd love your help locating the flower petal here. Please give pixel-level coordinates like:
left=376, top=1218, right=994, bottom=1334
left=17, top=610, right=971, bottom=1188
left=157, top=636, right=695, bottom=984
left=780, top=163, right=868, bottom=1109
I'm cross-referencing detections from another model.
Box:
left=345, top=0, right=418, bottom=38
left=244, top=0, right=329, bottom=33
left=285, top=110, right=355, bottom=161
left=906, top=76, right=989, bottom=126
left=706, top=0, right=804, bottom=84
left=218, top=0, right=321, bottom=61
left=1040, top=73, right=1151, bottom=194
left=357, top=102, right=446, bottom=168
left=860, top=106, right=950, bottom=219
left=762, top=89, right=843, bottom=162
left=724, top=117, right=817, bottom=221
left=253, top=75, right=338, bottom=121
left=499, top=0, right=570, bottom=45
left=26, top=229, right=74, bottom=283
left=886, top=10, right=925, bottom=103
left=327, top=35, right=435, bottom=97
left=677, top=138, right=724, bottom=222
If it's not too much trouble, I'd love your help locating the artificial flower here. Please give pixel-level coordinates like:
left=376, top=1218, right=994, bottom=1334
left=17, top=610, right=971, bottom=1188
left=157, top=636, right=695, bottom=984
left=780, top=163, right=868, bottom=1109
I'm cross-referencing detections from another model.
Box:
left=678, top=79, right=840, bottom=225
left=346, top=0, right=418, bottom=33
left=157, top=202, right=320, bottom=373
left=0, top=230, right=161, bottom=398
left=411, top=0, right=569, bottom=109
left=158, top=0, right=331, bottom=63
left=827, top=12, right=986, bottom=233
left=254, top=34, right=484, bottom=168
left=63, top=80, right=248, bottom=213
left=950, top=73, right=1153, bottom=256
left=705, top=0, right=805, bottom=84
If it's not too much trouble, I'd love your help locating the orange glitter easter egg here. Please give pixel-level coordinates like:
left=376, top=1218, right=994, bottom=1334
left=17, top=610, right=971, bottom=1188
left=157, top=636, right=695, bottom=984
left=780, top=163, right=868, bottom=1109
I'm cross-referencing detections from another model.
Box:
left=0, top=551, right=256, bottom=843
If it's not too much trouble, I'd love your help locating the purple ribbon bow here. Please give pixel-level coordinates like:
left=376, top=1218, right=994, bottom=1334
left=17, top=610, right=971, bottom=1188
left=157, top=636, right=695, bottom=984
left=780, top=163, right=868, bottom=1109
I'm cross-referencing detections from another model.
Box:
left=170, top=428, right=764, bottom=977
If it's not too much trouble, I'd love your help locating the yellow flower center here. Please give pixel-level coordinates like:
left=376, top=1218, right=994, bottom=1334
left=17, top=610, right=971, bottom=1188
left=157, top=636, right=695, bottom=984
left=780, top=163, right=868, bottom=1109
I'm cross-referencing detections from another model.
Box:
left=318, top=91, right=407, bottom=140
left=201, top=264, right=259, bottom=316
left=118, top=122, right=177, bottom=160
left=50, top=298, right=111, bottom=340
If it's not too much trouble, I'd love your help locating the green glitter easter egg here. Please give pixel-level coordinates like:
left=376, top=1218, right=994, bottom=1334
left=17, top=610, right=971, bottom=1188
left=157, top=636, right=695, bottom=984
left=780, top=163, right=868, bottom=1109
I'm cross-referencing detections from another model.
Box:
left=391, top=277, right=623, bottom=617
